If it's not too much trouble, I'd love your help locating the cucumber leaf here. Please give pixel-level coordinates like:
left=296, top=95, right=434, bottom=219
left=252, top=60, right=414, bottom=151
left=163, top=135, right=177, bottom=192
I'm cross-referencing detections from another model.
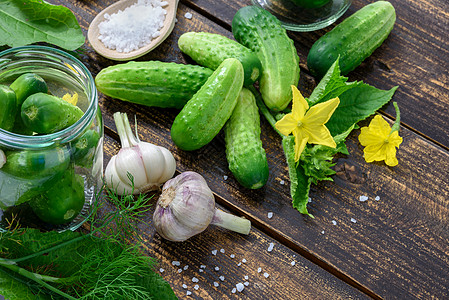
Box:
left=0, top=0, right=85, bottom=50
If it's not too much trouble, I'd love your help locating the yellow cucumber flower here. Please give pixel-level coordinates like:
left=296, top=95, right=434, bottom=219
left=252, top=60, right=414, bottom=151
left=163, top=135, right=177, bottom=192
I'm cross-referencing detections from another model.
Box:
left=358, top=103, right=402, bottom=166
left=275, top=85, right=340, bottom=161
left=62, top=92, right=79, bottom=106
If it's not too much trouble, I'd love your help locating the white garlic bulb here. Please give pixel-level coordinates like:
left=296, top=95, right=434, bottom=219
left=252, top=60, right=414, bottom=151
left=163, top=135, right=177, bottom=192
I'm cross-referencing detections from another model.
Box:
left=153, top=171, right=251, bottom=242
left=105, top=112, right=176, bottom=195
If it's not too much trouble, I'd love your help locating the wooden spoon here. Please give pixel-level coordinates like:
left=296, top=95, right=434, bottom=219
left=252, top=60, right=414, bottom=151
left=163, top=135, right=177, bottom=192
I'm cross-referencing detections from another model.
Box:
left=87, top=0, right=179, bottom=61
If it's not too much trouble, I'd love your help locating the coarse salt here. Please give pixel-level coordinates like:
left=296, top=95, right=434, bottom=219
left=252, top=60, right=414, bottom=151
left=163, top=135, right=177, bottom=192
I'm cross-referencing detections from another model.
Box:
left=242, top=258, right=247, bottom=263
left=182, top=284, right=188, bottom=289
left=236, top=283, right=245, bottom=292
left=172, top=261, right=180, bottom=266
left=257, top=267, right=262, bottom=273
left=98, top=0, right=168, bottom=53
left=359, top=195, right=369, bottom=202
left=232, top=287, right=237, bottom=293
left=230, top=254, right=235, bottom=259
left=177, top=269, right=182, bottom=273
left=244, top=275, right=249, bottom=280
left=192, top=277, right=199, bottom=283
left=267, top=242, right=274, bottom=252
left=223, top=175, right=228, bottom=180
left=267, top=212, right=273, bottom=219
left=186, top=291, right=192, bottom=296
left=194, top=284, right=199, bottom=290
left=308, top=197, right=312, bottom=203
left=200, top=265, right=207, bottom=269
left=183, top=265, right=189, bottom=270
left=211, top=250, right=218, bottom=255
left=280, top=180, right=285, bottom=185
left=214, top=282, right=219, bottom=287
left=321, top=230, right=325, bottom=234
left=291, top=261, right=296, bottom=266
left=219, top=275, right=225, bottom=281
left=263, top=272, right=270, bottom=278
left=331, top=220, right=337, bottom=225
left=184, top=12, right=193, bottom=19
left=220, top=248, right=225, bottom=253
left=237, top=262, right=242, bottom=267
left=375, top=195, right=380, bottom=201
left=199, top=269, right=204, bottom=273
left=351, top=218, right=357, bottom=223
left=215, top=266, right=220, bottom=271
left=244, top=281, right=250, bottom=286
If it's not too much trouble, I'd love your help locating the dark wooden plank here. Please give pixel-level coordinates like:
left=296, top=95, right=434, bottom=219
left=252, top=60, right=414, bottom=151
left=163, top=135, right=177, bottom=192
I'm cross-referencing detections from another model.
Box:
left=101, top=134, right=369, bottom=299
left=182, top=0, right=449, bottom=150
left=45, top=0, right=449, bottom=299
left=91, top=5, right=449, bottom=299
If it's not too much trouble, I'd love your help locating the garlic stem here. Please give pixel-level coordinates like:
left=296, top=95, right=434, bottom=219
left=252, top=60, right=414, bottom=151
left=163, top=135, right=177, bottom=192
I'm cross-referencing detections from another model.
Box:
left=0, top=149, right=5, bottom=168
left=113, top=112, right=140, bottom=148
left=211, top=209, right=251, bottom=235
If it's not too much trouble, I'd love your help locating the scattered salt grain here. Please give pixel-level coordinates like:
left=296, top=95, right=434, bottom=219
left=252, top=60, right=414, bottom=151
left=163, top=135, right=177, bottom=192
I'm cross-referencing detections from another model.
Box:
left=351, top=218, right=357, bottom=223
left=331, top=220, right=337, bottom=225
left=267, top=242, right=274, bottom=252
left=182, top=284, right=188, bottom=289
left=223, top=175, right=228, bottom=180
left=186, top=291, right=192, bottom=296
left=183, top=265, right=189, bottom=270
left=192, top=277, right=199, bottom=283
left=232, top=288, right=237, bottom=293
left=244, top=275, right=249, bottom=280
left=98, top=0, right=168, bottom=53
left=211, top=250, right=218, bottom=255
left=172, top=261, right=180, bottom=266
left=321, top=230, right=325, bottom=234
left=263, top=272, right=270, bottom=278
left=280, top=180, right=285, bottom=185
left=237, top=262, right=242, bottom=267
left=219, top=275, right=225, bottom=281
left=242, top=258, right=247, bottom=263
left=375, top=196, right=380, bottom=201
left=267, top=212, right=273, bottom=219
left=214, top=281, right=219, bottom=287
left=177, top=269, right=182, bottom=273
left=291, top=261, right=296, bottom=266
left=359, top=195, right=369, bottom=202
left=200, top=265, right=207, bottom=269
left=194, top=284, right=199, bottom=290
left=236, top=283, right=245, bottom=292
left=308, top=197, right=312, bottom=203
left=184, top=12, right=193, bottom=19
left=159, top=268, right=164, bottom=273
left=244, top=281, right=250, bottom=286
left=215, top=266, right=220, bottom=271
left=220, top=248, right=225, bottom=253
left=230, top=254, right=235, bottom=259
left=257, top=267, right=262, bottom=273
left=199, top=269, right=204, bottom=273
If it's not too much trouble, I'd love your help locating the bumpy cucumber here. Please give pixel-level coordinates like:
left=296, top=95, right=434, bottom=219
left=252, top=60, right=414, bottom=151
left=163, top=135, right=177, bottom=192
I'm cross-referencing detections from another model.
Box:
left=71, top=129, right=101, bottom=167
left=307, top=1, right=396, bottom=78
left=171, top=58, right=244, bottom=151
left=224, top=88, right=269, bottom=189
left=289, top=0, right=330, bottom=8
left=232, top=6, right=300, bottom=112
left=0, top=85, right=17, bottom=131
left=95, top=61, right=213, bottom=109
left=178, top=31, right=262, bottom=86
left=10, top=73, right=48, bottom=134
left=21, top=92, right=84, bottom=134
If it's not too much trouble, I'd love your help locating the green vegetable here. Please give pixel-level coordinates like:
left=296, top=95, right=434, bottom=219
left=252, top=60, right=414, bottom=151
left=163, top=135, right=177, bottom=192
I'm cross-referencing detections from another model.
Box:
left=307, top=1, right=396, bottom=78
left=232, top=5, right=300, bottom=112
left=29, top=168, right=85, bottom=225
left=95, top=61, right=213, bottom=109
left=288, top=0, right=330, bottom=8
left=224, top=88, right=269, bottom=189
left=10, top=73, right=49, bottom=135
left=21, top=92, right=84, bottom=134
left=71, top=128, right=101, bottom=167
left=256, top=59, right=398, bottom=216
left=0, top=0, right=85, bottom=50
left=0, top=84, right=17, bottom=132
left=171, top=58, right=244, bottom=151
left=178, top=31, right=262, bottom=86
left=0, top=183, right=177, bottom=299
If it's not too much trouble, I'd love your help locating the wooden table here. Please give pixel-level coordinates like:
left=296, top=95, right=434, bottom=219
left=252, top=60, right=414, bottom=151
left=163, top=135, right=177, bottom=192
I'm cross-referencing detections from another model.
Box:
left=53, top=0, right=449, bottom=298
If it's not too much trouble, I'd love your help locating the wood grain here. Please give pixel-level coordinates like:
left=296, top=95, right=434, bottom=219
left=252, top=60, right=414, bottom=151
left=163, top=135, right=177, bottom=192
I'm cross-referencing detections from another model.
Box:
left=44, top=0, right=449, bottom=299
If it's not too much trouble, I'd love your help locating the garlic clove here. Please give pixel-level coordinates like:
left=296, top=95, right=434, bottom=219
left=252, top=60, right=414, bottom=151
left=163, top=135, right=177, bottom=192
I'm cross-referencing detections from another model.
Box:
left=114, top=147, right=148, bottom=188
left=139, top=143, right=166, bottom=184
left=158, top=146, right=176, bottom=183
left=104, top=155, right=134, bottom=195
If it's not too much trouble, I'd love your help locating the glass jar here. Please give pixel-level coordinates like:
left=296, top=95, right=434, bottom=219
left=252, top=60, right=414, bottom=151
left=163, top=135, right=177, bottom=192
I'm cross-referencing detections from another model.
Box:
left=252, top=0, right=352, bottom=32
left=0, top=46, right=103, bottom=232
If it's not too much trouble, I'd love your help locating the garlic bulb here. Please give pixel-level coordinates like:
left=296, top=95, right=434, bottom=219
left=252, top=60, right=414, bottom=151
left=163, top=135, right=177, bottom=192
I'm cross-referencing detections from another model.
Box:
left=0, top=149, right=5, bottom=168
left=105, top=112, right=176, bottom=195
left=153, top=171, right=251, bottom=242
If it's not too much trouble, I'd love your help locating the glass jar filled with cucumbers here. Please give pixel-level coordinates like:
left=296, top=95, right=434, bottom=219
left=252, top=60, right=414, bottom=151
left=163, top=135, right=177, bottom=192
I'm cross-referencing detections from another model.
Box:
left=0, top=46, right=103, bottom=232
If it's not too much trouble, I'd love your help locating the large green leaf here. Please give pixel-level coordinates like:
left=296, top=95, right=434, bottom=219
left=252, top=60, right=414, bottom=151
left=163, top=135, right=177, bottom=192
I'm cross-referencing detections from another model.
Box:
left=0, top=0, right=84, bottom=50
left=0, top=268, right=49, bottom=300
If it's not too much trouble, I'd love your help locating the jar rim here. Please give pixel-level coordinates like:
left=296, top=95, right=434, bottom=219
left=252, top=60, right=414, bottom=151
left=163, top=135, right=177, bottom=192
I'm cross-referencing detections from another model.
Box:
left=0, top=45, right=98, bottom=149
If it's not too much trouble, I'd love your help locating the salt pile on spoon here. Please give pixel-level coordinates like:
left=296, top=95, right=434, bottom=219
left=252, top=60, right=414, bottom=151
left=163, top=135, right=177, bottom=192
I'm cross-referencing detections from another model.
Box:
left=98, top=0, right=168, bottom=53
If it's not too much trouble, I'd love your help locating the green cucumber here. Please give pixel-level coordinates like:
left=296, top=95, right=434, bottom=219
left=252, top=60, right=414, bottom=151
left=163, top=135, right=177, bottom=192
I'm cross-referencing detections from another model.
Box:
left=0, top=85, right=17, bottom=132
left=307, top=1, right=396, bottom=78
left=289, top=0, right=330, bottom=8
left=224, top=88, right=269, bottom=189
left=10, top=73, right=48, bottom=135
left=171, top=58, right=244, bottom=151
left=178, top=31, right=262, bottom=86
left=21, top=92, right=84, bottom=134
left=71, top=128, right=100, bottom=167
left=95, top=61, right=213, bottom=109
left=232, top=5, right=300, bottom=112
